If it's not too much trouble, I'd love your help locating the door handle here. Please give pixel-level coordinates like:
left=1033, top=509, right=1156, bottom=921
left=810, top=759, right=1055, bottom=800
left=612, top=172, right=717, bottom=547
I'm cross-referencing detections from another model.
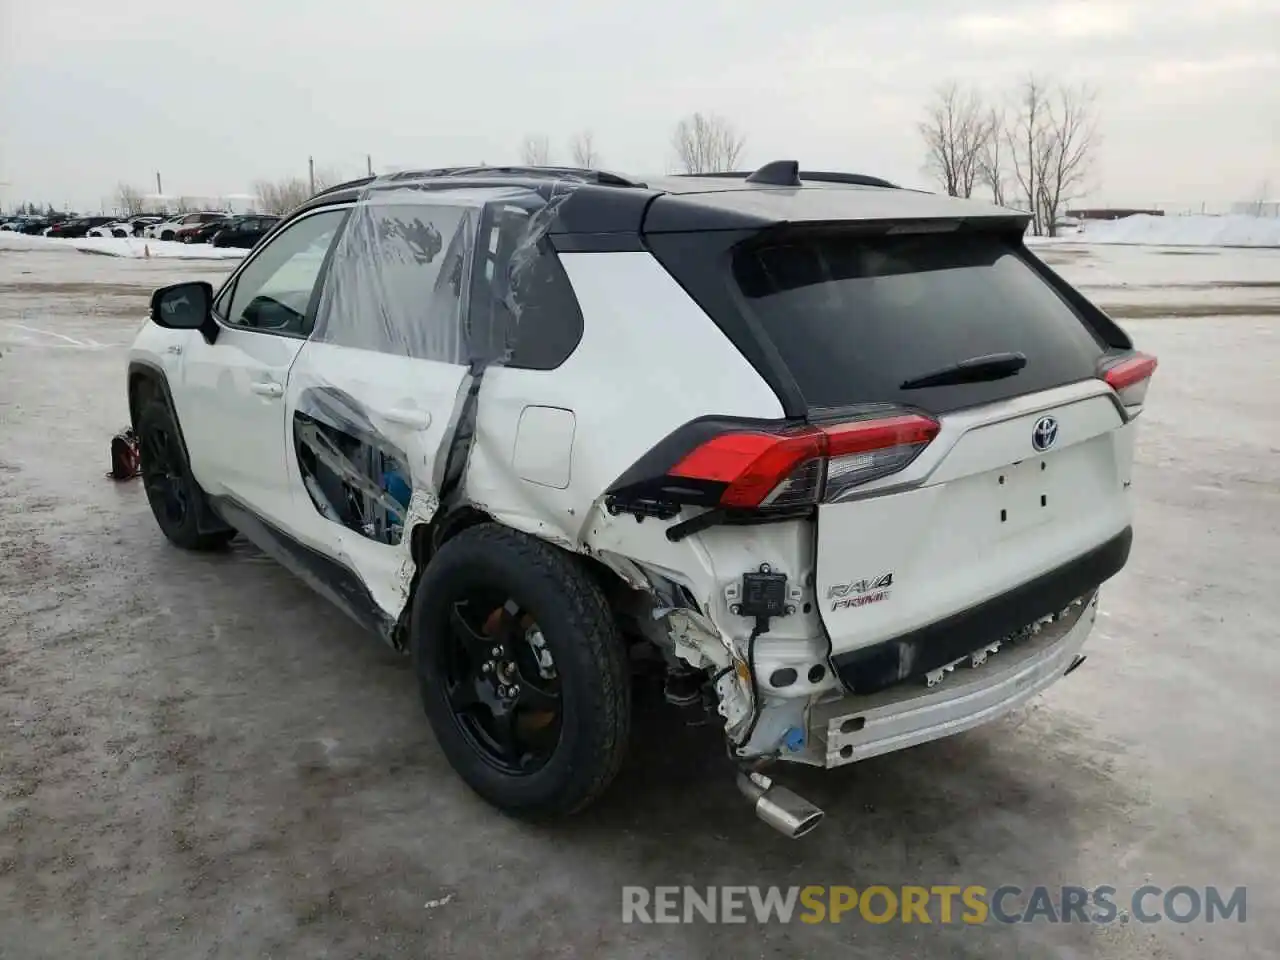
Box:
left=382, top=408, right=433, bottom=429
left=250, top=381, right=284, bottom=398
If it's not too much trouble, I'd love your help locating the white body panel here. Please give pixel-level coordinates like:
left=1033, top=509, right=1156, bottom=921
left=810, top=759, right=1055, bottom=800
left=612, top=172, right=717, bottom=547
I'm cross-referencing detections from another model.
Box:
left=814, top=385, right=1133, bottom=656
left=467, top=250, right=783, bottom=556
left=174, top=326, right=305, bottom=527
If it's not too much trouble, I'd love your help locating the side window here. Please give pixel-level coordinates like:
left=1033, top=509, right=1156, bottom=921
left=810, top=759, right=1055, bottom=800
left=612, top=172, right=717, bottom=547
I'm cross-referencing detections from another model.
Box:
left=223, top=209, right=345, bottom=337
left=314, top=201, right=476, bottom=363
left=469, top=202, right=584, bottom=370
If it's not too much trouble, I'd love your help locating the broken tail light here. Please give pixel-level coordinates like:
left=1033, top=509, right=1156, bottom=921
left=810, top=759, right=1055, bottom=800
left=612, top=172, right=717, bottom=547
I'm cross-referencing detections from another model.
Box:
left=1100, top=352, right=1158, bottom=417
left=607, top=411, right=940, bottom=520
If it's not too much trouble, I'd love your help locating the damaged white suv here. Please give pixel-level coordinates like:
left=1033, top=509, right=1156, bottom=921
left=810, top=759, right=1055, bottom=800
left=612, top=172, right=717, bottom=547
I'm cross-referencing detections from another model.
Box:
left=127, top=162, right=1156, bottom=837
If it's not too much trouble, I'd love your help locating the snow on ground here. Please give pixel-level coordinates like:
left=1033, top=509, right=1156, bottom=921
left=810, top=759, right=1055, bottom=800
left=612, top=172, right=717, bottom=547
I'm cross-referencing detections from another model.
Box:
left=0, top=231, right=246, bottom=260
left=1030, top=213, right=1280, bottom=248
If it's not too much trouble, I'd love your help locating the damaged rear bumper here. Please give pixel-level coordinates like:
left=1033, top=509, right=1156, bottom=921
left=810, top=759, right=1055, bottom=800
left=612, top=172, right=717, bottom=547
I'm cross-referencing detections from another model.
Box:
left=808, top=593, right=1096, bottom=768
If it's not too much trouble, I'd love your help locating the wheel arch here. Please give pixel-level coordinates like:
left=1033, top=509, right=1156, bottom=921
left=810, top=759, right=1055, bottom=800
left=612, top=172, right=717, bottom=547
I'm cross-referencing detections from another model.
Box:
left=128, top=360, right=233, bottom=539
left=127, top=360, right=188, bottom=455
left=393, top=507, right=641, bottom=651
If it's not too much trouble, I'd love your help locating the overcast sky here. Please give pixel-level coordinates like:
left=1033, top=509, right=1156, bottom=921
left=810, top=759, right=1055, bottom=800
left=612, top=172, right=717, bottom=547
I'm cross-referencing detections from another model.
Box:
left=2, top=0, right=1277, bottom=212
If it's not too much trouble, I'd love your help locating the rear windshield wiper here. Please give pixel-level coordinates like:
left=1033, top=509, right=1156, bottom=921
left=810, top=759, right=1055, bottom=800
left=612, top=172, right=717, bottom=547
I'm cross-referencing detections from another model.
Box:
left=899, top=352, right=1027, bottom=390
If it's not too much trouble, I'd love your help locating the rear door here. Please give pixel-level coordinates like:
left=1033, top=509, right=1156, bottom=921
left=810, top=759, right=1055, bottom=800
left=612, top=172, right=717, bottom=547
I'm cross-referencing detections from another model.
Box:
left=650, top=225, right=1136, bottom=658
left=282, top=194, right=479, bottom=616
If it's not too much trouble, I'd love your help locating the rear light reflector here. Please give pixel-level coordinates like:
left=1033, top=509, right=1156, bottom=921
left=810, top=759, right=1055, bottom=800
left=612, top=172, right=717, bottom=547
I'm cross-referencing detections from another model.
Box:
left=822, top=415, right=941, bottom=502
left=667, top=413, right=939, bottom=509
left=1102, top=352, right=1158, bottom=413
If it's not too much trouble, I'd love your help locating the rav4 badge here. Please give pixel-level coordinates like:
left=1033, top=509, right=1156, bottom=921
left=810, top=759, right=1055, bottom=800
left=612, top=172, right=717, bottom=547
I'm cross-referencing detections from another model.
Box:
left=828, top=572, right=894, bottom=611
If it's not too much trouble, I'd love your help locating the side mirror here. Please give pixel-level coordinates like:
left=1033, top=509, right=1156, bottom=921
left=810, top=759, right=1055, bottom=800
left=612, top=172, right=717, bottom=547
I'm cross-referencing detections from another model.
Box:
left=150, top=281, right=218, bottom=344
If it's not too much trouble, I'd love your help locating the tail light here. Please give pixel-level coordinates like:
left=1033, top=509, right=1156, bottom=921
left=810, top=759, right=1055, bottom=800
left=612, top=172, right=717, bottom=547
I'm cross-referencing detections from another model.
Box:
left=1101, top=352, right=1157, bottom=416
left=607, top=411, right=940, bottom=520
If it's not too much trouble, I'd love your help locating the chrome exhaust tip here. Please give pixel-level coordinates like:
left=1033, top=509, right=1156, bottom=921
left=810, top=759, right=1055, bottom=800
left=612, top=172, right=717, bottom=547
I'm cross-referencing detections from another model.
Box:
left=737, top=771, right=825, bottom=839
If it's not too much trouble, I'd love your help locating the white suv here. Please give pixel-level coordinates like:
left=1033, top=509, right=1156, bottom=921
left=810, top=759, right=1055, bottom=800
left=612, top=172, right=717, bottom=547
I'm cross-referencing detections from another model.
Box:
left=126, top=163, right=1156, bottom=837
left=143, top=212, right=225, bottom=241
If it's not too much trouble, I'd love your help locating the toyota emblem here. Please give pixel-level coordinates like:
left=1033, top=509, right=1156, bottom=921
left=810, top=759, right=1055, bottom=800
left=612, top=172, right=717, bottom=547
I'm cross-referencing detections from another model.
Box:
left=1032, top=416, right=1059, bottom=452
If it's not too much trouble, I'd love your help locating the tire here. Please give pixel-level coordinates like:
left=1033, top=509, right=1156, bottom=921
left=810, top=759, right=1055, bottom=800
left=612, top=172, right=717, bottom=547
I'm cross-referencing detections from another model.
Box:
left=136, top=397, right=235, bottom=551
left=161, top=230, right=174, bottom=241
left=411, top=523, right=631, bottom=819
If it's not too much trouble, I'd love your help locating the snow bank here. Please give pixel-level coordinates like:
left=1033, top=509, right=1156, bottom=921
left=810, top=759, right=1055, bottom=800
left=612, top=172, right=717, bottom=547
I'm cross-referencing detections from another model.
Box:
left=1030, top=214, right=1280, bottom=248
left=0, top=232, right=246, bottom=260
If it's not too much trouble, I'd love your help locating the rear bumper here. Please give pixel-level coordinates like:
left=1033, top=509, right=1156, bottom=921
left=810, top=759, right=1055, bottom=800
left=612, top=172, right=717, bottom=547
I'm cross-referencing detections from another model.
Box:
left=810, top=593, right=1096, bottom=767
left=831, top=527, right=1130, bottom=694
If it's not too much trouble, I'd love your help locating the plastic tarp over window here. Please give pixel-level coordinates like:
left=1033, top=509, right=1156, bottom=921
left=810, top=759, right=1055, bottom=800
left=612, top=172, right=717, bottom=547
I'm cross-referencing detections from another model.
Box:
left=312, top=177, right=574, bottom=368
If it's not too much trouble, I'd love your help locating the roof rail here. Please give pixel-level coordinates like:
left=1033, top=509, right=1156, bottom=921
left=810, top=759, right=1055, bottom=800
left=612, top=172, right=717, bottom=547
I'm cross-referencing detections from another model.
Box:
left=308, top=175, right=375, bottom=200
left=306, top=165, right=646, bottom=203
left=677, top=168, right=900, bottom=189
left=389, top=165, right=646, bottom=188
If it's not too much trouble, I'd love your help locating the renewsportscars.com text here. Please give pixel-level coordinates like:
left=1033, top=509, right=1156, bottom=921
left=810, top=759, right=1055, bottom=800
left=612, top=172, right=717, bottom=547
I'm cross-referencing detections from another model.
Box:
left=621, top=885, right=1247, bottom=925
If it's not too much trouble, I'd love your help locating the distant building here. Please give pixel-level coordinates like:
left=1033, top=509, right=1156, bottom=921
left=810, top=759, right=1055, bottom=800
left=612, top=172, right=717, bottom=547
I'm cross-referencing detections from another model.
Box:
left=1065, top=208, right=1165, bottom=221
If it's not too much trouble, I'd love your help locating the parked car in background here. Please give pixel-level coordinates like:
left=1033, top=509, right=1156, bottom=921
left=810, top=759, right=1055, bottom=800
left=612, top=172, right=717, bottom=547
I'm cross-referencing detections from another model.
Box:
left=14, top=214, right=69, bottom=235
left=87, top=215, right=162, bottom=238
left=143, top=218, right=178, bottom=239
left=114, top=216, right=166, bottom=239
left=47, top=216, right=119, bottom=239
left=18, top=218, right=55, bottom=235
left=144, top=212, right=228, bottom=241
left=209, top=215, right=281, bottom=248
left=177, top=215, right=231, bottom=243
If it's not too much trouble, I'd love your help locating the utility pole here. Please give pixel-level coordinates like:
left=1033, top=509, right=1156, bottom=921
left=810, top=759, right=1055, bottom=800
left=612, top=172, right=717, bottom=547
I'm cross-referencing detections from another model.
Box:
left=308, top=156, right=315, bottom=194
left=366, top=154, right=373, bottom=176
left=156, top=171, right=162, bottom=195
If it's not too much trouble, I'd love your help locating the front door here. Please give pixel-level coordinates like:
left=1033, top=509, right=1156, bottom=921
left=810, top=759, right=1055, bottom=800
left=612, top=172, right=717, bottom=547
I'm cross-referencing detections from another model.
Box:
left=176, top=207, right=347, bottom=533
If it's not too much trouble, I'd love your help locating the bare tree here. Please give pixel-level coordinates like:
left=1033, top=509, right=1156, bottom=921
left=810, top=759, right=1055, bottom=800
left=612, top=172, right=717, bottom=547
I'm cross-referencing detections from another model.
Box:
left=976, top=107, right=1008, bottom=206
left=115, top=183, right=146, bottom=216
left=1003, top=77, right=1098, bottom=236
left=1005, top=77, right=1053, bottom=235
left=520, top=134, right=552, bottom=166
left=1037, top=82, right=1098, bottom=237
left=569, top=130, right=599, bottom=168
left=918, top=83, right=987, bottom=198
left=671, top=112, right=745, bottom=174
left=253, top=170, right=341, bottom=215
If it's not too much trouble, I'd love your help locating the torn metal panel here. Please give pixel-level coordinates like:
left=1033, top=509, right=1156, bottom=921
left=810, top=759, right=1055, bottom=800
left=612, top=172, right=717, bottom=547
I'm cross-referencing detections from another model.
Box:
left=293, top=385, right=415, bottom=546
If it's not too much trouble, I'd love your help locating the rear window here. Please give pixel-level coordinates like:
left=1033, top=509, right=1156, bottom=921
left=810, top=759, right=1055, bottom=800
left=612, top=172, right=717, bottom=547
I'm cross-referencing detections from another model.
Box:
left=650, top=228, right=1108, bottom=415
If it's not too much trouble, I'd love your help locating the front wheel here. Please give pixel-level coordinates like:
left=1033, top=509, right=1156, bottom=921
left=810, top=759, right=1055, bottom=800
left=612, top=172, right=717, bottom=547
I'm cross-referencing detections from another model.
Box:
left=136, top=397, right=235, bottom=551
left=411, top=524, right=631, bottom=819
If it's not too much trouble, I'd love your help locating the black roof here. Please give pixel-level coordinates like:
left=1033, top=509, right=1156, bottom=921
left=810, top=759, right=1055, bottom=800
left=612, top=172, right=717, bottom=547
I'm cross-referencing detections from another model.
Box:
left=296, top=162, right=1025, bottom=235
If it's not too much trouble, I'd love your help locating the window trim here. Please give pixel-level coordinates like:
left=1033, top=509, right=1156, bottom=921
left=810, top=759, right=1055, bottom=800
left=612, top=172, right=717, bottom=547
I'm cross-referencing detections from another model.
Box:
left=467, top=202, right=585, bottom=371
left=210, top=203, right=352, bottom=341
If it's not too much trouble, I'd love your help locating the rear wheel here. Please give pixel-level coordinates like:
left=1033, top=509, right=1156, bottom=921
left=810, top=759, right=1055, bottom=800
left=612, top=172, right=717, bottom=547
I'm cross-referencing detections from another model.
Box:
left=161, top=230, right=174, bottom=241
left=136, top=397, right=235, bottom=551
left=411, top=524, right=630, bottom=818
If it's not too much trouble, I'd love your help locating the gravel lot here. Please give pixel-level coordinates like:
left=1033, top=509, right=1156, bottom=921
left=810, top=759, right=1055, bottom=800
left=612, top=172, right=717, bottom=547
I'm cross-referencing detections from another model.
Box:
left=1, top=241, right=1277, bottom=959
